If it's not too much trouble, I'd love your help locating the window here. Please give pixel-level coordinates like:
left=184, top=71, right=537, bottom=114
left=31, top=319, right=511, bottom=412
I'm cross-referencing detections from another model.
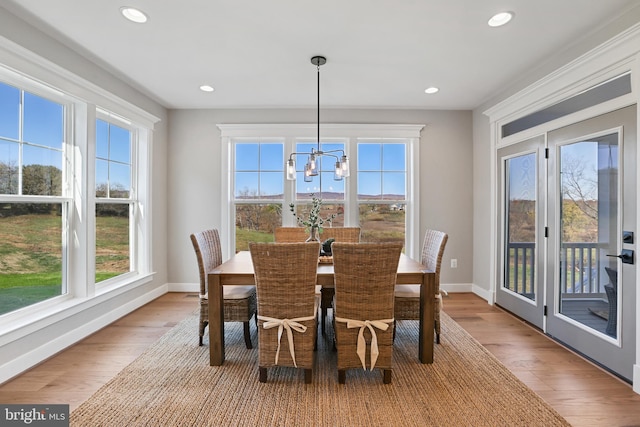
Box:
left=0, top=81, right=67, bottom=315
left=95, top=118, right=134, bottom=283
left=357, top=141, right=407, bottom=245
left=294, top=140, right=346, bottom=227
left=0, top=64, right=156, bottom=319
left=234, top=140, right=283, bottom=251
left=221, top=124, right=422, bottom=257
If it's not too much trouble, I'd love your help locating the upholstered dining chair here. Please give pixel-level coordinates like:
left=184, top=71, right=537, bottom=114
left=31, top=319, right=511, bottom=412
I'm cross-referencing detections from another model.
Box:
left=332, top=242, right=402, bottom=384
left=190, top=228, right=257, bottom=348
left=394, top=229, right=448, bottom=344
left=249, top=242, right=321, bottom=383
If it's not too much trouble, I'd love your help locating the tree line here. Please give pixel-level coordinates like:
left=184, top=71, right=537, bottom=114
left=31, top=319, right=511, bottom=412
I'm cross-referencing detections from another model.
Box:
left=0, top=161, right=128, bottom=218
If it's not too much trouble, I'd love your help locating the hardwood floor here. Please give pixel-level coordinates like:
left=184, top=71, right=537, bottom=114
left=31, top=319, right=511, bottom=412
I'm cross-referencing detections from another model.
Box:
left=1, top=292, right=639, bottom=426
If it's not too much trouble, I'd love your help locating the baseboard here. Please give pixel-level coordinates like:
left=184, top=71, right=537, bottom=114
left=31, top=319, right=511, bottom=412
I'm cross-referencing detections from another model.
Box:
left=0, top=284, right=167, bottom=385
left=167, top=282, right=199, bottom=293
left=471, top=284, right=493, bottom=304
left=634, top=364, right=640, bottom=394
left=441, top=283, right=473, bottom=294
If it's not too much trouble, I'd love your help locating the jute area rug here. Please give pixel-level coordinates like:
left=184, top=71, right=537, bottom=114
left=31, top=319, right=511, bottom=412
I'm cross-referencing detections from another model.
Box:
left=71, top=311, right=570, bottom=426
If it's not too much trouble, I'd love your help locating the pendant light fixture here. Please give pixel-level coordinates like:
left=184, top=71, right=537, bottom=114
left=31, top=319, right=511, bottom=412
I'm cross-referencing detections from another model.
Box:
left=286, top=56, right=350, bottom=181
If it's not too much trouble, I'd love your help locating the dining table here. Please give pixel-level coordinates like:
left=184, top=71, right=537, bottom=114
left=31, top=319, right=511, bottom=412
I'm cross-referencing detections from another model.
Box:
left=207, top=251, right=435, bottom=366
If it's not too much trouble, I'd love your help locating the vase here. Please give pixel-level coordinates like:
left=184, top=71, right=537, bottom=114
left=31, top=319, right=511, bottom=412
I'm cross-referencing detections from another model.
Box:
left=306, top=226, right=320, bottom=242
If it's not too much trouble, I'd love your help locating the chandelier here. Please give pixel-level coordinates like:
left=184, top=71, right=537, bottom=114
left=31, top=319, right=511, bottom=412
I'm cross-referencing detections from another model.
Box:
left=286, top=56, right=350, bottom=182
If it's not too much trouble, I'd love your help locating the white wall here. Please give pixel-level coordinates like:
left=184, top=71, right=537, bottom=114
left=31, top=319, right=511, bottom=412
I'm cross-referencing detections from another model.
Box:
left=167, top=108, right=473, bottom=291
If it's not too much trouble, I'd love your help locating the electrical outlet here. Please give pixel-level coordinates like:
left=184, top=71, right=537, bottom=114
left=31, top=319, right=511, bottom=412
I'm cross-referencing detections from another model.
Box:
left=451, top=259, right=457, bottom=268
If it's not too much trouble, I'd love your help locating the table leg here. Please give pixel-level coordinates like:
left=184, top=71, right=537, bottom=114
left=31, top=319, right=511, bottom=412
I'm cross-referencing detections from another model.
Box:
left=418, top=271, right=435, bottom=363
left=209, top=273, right=225, bottom=365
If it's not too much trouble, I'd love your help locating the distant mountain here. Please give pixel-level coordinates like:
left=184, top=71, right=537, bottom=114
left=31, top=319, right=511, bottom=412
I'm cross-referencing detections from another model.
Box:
left=236, top=191, right=405, bottom=200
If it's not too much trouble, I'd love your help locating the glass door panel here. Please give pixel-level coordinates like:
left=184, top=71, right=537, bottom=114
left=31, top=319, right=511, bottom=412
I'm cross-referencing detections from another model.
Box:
left=547, top=105, right=636, bottom=382
left=496, top=136, right=545, bottom=329
left=558, top=136, right=618, bottom=337
left=505, top=153, right=537, bottom=301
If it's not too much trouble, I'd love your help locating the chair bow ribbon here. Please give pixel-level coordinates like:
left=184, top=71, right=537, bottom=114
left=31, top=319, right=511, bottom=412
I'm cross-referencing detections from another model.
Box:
left=258, top=307, right=317, bottom=368
left=335, top=317, right=394, bottom=370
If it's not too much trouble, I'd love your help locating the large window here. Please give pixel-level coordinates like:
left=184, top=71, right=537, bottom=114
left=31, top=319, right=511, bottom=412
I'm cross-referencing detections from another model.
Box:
left=95, top=118, right=134, bottom=283
left=0, top=81, right=67, bottom=316
left=357, top=141, right=407, bottom=245
left=222, top=125, right=422, bottom=256
left=0, top=66, right=155, bottom=318
left=234, top=140, right=283, bottom=251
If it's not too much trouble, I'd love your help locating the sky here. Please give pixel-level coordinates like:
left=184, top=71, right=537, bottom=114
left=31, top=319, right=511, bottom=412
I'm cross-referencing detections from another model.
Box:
left=507, top=138, right=617, bottom=202
left=0, top=81, right=131, bottom=195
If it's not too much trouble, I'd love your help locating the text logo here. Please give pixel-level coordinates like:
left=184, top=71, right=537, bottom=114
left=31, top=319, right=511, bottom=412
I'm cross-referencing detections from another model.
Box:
left=1, top=405, right=69, bottom=426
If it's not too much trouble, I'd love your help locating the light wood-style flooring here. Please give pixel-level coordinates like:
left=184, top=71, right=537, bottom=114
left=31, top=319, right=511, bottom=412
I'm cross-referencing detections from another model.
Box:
left=1, top=292, right=639, bottom=426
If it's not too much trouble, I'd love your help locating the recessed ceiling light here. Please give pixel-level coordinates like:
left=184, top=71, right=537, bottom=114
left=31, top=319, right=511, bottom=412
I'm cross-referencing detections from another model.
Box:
left=120, top=7, right=148, bottom=23
left=200, top=85, right=215, bottom=92
left=424, top=87, right=439, bottom=94
left=488, top=12, right=513, bottom=27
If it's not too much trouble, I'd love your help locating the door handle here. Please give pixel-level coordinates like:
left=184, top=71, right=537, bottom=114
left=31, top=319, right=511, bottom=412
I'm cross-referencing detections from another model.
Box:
left=606, top=249, right=634, bottom=264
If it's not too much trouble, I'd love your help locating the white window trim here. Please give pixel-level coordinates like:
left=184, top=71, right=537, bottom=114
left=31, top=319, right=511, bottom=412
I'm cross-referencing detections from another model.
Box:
left=0, top=36, right=159, bottom=327
left=218, top=124, right=424, bottom=259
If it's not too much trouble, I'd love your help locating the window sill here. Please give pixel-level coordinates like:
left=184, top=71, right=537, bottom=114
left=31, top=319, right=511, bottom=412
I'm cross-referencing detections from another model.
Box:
left=0, top=272, right=156, bottom=346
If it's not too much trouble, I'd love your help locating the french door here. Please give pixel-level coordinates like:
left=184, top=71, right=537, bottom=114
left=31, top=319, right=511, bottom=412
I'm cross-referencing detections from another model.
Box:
left=497, top=105, right=637, bottom=381
left=496, top=135, right=546, bottom=329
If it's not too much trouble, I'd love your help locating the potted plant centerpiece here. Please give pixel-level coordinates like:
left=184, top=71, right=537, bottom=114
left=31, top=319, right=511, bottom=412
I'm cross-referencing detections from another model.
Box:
left=289, top=193, right=336, bottom=243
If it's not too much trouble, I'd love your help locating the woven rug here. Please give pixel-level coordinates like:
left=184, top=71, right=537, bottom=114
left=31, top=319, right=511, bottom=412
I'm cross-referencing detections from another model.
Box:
left=71, top=311, right=570, bottom=426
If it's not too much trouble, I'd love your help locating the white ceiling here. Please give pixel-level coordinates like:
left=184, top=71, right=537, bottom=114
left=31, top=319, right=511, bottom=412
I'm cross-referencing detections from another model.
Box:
left=2, top=0, right=639, bottom=110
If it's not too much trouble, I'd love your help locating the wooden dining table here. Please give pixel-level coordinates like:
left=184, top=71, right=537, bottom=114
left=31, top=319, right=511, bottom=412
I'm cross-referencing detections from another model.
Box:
left=207, top=251, right=435, bottom=366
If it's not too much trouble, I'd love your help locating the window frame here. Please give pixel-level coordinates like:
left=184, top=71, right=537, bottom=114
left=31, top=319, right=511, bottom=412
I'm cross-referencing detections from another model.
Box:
left=0, top=77, right=74, bottom=312
left=0, top=50, right=158, bottom=325
left=94, top=113, right=138, bottom=286
left=219, top=124, right=423, bottom=259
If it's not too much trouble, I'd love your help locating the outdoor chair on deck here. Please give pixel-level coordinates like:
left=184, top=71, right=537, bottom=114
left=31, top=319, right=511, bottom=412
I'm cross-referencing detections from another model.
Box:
left=249, top=242, right=320, bottom=383
left=190, top=228, right=256, bottom=348
left=604, top=266, right=618, bottom=336
left=394, top=229, right=448, bottom=344
left=332, top=242, right=402, bottom=384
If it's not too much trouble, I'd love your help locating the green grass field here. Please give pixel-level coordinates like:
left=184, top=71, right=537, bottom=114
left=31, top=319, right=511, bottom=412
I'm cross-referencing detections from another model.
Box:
left=0, top=212, right=128, bottom=315
left=2, top=205, right=405, bottom=314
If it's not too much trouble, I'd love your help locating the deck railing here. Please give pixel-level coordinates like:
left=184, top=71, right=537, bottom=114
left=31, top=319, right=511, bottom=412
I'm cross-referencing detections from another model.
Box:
left=506, top=241, right=607, bottom=298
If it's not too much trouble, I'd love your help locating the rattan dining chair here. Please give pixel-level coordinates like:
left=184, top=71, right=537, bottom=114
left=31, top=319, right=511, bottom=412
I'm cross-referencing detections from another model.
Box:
left=394, top=229, right=448, bottom=344
left=274, top=226, right=361, bottom=335
left=190, top=228, right=257, bottom=348
left=317, top=227, right=361, bottom=334
left=249, top=242, right=321, bottom=383
left=332, top=242, right=403, bottom=384
left=274, top=227, right=308, bottom=242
